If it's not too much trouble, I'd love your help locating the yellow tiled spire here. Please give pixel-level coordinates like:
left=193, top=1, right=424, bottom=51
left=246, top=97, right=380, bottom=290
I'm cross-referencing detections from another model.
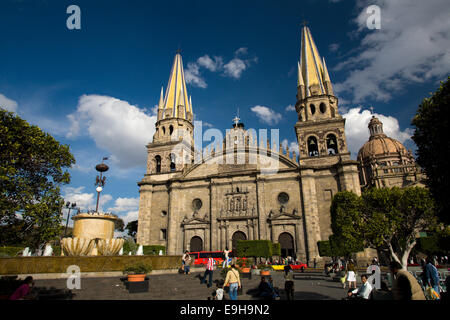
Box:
left=161, top=53, right=191, bottom=119
left=300, top=26, right=329, bottom=96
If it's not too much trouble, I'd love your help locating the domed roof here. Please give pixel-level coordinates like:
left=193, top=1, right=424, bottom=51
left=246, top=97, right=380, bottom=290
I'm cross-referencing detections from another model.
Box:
left=358, top=116, right=409, bottom=160
left=358, top=135, right=408, bottom=160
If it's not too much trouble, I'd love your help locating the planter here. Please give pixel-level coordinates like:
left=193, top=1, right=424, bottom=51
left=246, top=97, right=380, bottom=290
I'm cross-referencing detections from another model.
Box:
left=127, top=274, right=146, bottom=282
left=241, top=268, right=251, bottom=273
left=260, top=270, right=271, bottom=276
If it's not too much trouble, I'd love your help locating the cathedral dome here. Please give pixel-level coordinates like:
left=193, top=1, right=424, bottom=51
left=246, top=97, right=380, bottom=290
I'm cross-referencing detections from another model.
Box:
left=357, top=116, right=408, bottom=161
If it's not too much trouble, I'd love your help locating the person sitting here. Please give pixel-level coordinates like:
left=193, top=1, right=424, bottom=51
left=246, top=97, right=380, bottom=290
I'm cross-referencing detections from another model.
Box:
left=9, top=276, right=36, bottom=300
left=257, top=277, right=274, bottom=300
left=347, top=275, right=373, bottom=300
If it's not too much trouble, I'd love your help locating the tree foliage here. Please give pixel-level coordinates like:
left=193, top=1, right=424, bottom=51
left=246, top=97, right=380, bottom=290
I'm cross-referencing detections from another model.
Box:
left=329, top=191, right=365, bottom=257
left=329, top=187, right=437, bottom=269
left=125, top=220, right=138, bottom=238
left=114, top=217, right=125, bottom=232
left=411, top=77, right=450, bottom=225
left=0, top=108, right=75, bottom=248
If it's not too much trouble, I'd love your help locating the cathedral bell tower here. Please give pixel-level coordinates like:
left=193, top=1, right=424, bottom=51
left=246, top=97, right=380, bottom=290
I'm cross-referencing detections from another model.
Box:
left=294, top=26, right=350, bottom=163
left=146, top=52, right=194, bottom=175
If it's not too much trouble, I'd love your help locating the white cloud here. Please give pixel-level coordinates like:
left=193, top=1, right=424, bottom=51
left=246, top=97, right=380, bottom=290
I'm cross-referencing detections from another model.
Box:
left=223, top=58, right=247, bottom=79
left=62, top=186, right=113, bottom=214
left=250, top=105, right=282, bottom=125
left=66, top=94, right=156, bottom=169
left=334, top=0, right=450, bottom=103
left=235, top=47, right=248, bottom=56
left=0, top=93, right=18, bottom=112
left=185, top=49, right=257, bottom=87
left=285, top=104, right=296, bottom=112
left=107, top=197, right=139, bottom=213
left=185, top=62, right=208, bottom=88
left=197, top=55, right=224, bottom=72
left=329, top=43, right=340, bottom=52
left=342, top=107, right=413, bottom=158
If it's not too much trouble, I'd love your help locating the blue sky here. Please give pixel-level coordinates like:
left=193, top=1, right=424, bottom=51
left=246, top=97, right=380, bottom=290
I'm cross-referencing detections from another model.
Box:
left=1, top=0, right=449, bottom=229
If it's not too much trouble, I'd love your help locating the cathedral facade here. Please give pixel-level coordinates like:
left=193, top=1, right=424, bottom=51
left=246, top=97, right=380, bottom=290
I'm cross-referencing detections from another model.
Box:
left=137, top=27, right=361, bottom=264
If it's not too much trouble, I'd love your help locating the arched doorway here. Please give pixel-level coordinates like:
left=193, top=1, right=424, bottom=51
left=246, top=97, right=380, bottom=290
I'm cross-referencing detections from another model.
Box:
left=278, top=232, right=295, bottom=258
left=231, top=231, right=247, bottom=253
left=190, top=236, right=203, bottom=252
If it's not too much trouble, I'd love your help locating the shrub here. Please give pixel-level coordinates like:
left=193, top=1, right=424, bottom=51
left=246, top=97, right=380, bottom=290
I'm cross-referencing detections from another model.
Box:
left=123, top=263, right=152, bottom=274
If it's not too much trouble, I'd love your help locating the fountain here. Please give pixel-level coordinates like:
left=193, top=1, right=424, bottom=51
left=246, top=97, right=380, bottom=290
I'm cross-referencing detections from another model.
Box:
left=136, top=245, right=143, bottom=256
left=60, top=158, right=124, bottom=256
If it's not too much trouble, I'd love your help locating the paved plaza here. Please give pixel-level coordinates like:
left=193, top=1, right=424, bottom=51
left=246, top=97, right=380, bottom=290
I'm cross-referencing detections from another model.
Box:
left=32, top=269, right=353, bottom=300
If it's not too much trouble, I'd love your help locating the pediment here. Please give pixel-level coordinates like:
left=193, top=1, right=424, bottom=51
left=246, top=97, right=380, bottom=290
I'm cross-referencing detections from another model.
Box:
left=183, top=148, right=298, bottom=179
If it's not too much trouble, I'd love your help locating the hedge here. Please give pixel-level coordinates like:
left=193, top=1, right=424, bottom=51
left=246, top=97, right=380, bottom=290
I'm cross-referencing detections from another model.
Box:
left=236, top=240, right=280, bottom=258
left=0, top=255, right=182, bottom=275
left=143, top=245, right=165, bottom=255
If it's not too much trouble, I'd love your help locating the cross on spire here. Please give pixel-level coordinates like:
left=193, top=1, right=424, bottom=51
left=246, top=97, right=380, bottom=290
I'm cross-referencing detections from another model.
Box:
left=233, top=115, right=240, bottom=126
left=301, top=20, right=309, bottom=27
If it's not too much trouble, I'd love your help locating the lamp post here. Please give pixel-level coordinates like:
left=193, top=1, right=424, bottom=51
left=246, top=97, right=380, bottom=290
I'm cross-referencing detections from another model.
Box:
left=95, top=157, right=109, bottom=213
left=64, top=201, right=77, bottom=237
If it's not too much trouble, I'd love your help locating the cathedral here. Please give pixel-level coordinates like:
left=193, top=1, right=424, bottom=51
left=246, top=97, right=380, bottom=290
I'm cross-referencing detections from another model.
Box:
left=136, top=26, right=363, bottom=264
left=136, top=25, right=424, bottom=264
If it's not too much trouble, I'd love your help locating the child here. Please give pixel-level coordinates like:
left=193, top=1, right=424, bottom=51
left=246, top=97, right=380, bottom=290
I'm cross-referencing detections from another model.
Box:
left=214, top=281, right=224, bottom=300
left=340, top=272, right=347, bottom=288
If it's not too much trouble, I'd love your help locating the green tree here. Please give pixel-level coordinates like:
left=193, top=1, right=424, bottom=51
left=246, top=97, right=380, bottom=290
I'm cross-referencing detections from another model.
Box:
left=361, top=187, right=437, bottom=269
left=329, top=191, right=365, bottom=258
left=125, top=220, right=138, bottom=238
left=411, top=77, right=450, bottom=225
left=0, top=108, right=75, bottom=249
left=114, top=217, right=125, bottom=232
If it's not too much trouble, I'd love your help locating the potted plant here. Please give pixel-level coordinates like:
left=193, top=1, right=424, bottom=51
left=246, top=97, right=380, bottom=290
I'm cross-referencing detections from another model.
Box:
left=258, top=263, right=271, bottom=276
left=123, top=263, right=152, bottom=282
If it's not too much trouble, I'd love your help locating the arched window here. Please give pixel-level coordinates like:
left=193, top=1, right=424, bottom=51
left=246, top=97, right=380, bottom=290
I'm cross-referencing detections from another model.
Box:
left=307, top=136, right=319, bottom=157
left=169, top=125, right=174, bottom=135
left=162, top=126, right=166, bottom=135
left=155, top=155, right=161, bottom=173
left=310, top=104, right=316, bottom=115
left=326, top=134, right=338, bottom=155
left=170, top=153, right=176, bottom=172
left=320, top=103, right=327, bottom=114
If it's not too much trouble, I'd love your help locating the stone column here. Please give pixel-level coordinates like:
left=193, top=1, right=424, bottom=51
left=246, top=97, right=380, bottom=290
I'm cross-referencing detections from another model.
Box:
left=256, top=176, right=267, bottom=239
left=167, top=183, right=182, bottom=255
left=294, top=221, right=307, bottom=262
left=299, top=169, right=321, bottom=265
left=137, top=184, right=153, bottom=245
left=210, top=180, right=219, bottom=250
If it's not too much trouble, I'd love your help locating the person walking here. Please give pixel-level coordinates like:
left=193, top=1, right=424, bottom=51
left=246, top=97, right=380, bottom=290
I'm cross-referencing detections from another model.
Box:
left=184, top=253, right=192, bottom=275
left=201, top=255, right=215, bottom=288
left=346, top=259, right=357, bottom=289
left=284, top=265, right=295, bottom=300
left=223, top=264, right=241, bottom=300
left=223, top=247, right=230, bottom=268
left=389, top=261, right=425, bottom=300
left=424, top=257, right=441, bottom=298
